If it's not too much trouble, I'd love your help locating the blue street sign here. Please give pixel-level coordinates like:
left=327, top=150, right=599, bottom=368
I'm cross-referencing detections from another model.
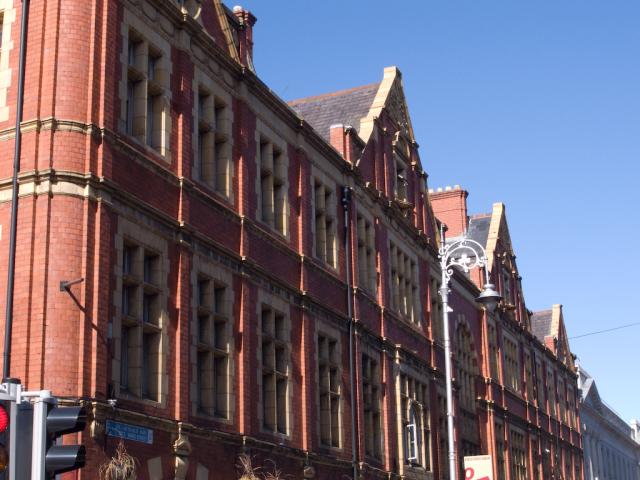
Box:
left=105, top=420, right=153, bottom=444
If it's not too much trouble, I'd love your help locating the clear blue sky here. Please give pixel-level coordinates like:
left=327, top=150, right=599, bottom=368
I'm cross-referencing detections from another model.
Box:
left=237, top=0, right=640, bottom=422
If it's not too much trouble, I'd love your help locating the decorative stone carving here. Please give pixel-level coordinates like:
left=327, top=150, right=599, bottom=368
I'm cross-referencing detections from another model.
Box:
left=172, top=426, right=192, bottom=480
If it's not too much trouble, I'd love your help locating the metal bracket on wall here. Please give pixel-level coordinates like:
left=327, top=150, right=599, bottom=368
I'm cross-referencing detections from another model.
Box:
left=59, top=278, right=84, bottom=292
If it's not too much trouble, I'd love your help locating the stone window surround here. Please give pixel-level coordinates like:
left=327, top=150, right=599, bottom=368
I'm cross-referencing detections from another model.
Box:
left=558, top=377, right=567, bottom=425
left=192, top=66, right=234, bottom=201
left=356, top=208, right=377, bottom=295
left=310, top=166, right=339, bottom=270
left=436, top=387, right=449, bottom=480
left=494, top=418, right=506, bottom=480
left=189, top=254, right=235, bottom=423
left=455, top=315, right=478, bottom=412
left=112, top=216, right=170, bottom=407
left=254, top=119, right=290, bottom=239
left=487, top=318, right=500, bottom=381
left=546, top=363, right=557, bottom=418
left=393, top=152, right=409, bottom=202
left=387, top=235, right=420, bottom=325
left=509, top=426, right=528, bottom=480
left=535, top=357, right=545, bottom=410
left=501, top=266, right=513, bottom=306
left=255, top=290, right=292, bottom=439
left=566, top=384, right=576, bottom=429
left=524, top=349, right=534, bottom=403
left=119, top=8, right=173, bottom=162
left=394, top=360, right=431, bottom=473
left=315, top=321, right=343, bottom=449
left=502, top=332, right=520, bottom=394
left=360, top=343, right=383, bottom=460
left=0, top=1, right=16, bottom=123
left=430, top=276, right=443, bottom=344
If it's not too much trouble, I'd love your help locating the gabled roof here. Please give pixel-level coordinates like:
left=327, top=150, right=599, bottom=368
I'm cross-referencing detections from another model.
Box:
left=467, top=214, right=491, bottom=250
left=288, top=83, right=380, bottom=142
left=531, top=309, right=553, bottom=342
left=288, top=66, right=418, bottom=147
left=579, top=366, right=600, bottom=404
left=531, top=305, right=575, bottom=371
left=579, top=366, right=637, bottom=438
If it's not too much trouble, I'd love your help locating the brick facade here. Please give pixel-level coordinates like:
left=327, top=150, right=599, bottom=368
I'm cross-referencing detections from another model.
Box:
left=0, top=1, right=582, bottom=479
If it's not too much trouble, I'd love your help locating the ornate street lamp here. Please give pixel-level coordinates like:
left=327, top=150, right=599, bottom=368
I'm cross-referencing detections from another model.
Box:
left=438, top=225, right=501, bottom=480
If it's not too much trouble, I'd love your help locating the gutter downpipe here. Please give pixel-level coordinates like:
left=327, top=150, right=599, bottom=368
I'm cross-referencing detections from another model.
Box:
left=3, top=0, right=30, bottom=381
left=342, top=185, right=358, bottom=480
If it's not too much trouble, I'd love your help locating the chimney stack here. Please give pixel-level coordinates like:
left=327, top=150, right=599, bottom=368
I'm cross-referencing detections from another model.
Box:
left=428, top=185, right=469, bottom=237
left=232, top=6, right=257, bottom=72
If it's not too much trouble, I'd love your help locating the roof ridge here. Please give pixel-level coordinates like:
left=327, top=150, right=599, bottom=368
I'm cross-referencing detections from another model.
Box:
left=470, top=213, right=492, bottom=219
left=288, top=82, right=380, bottom=106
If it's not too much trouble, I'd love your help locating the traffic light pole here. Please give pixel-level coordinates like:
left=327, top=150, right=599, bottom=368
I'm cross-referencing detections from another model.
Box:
left=26, top=392, right=51, bottom=480
left=20, top=388, right=86, bottom=479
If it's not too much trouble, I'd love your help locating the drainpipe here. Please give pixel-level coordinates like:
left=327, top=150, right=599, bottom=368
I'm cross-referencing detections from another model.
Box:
left=342, top=186, right=358, bottom=480
left=3, top=0, right=30, bottom=381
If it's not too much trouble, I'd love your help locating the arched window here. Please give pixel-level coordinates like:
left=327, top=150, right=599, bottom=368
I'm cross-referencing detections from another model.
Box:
left=400, top=374, right=431, bottom=471
left=405, top=402, right=422, bottom=463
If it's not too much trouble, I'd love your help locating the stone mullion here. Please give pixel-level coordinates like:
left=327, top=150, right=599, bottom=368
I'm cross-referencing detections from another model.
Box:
left=173, top=244, right=191, bottom=419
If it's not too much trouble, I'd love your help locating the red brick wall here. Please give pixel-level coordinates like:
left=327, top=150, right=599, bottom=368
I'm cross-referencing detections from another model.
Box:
left=0, top=1, right=582, bottom=478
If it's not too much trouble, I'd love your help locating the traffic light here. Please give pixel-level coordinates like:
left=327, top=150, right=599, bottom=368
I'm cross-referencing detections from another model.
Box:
left=44, top=404, right=87, bottom=475
left=0, top=400, right=10, bottom=475
left=0, top=378, right=33, bottom=480
left=32, top=397, right=87, bottom=479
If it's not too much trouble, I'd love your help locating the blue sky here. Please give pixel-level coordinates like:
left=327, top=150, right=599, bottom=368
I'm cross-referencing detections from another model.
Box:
left=236, top=0, right=640, bottom=422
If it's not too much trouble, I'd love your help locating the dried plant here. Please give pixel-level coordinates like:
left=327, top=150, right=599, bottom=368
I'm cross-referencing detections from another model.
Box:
left=237, top=453, right=261, bottom=480
left=263, top=468, right=284, bottom=480
left=262, top=458, right=285, bottom=480
left=98, top=440, right=138, bottom=480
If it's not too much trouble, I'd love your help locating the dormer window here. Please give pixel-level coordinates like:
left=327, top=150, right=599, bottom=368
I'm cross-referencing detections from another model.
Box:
left=502, top=268, right=513, bottom=306
left=395, top=157, right=408, bottom=202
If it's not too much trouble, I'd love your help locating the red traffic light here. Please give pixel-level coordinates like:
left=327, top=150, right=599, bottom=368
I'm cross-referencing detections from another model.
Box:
left=0, top=405, right=8, bottom=433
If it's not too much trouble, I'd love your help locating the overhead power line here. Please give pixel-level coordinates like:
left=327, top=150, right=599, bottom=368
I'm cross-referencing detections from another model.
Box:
left=569, top=321, right=640, bottom=340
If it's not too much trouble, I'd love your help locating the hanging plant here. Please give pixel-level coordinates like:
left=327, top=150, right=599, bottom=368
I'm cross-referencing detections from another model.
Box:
left=98, top=440, right=138, bottom=480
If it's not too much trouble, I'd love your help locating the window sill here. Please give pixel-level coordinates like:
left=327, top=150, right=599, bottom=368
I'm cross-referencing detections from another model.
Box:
left=192, top=178, right=233, bottom=204
left=309, top=255, right=340, bottom=276
left=253, top=220, right=290, bottom=245
left=318, top=443, right=343, bottom=453
left=192, top=411, right=233, bottom=426
left=116, top=391, right=164, bottom=409
left=259, top=428, right=291, bottom=442
left=120, top=132, right=171, bottom=166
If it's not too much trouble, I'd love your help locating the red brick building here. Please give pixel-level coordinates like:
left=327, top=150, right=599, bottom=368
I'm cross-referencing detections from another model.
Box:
left=0, top=1, right=582, bottom=478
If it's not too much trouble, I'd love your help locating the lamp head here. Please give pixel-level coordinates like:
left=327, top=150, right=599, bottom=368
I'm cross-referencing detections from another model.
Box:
left=476, top=283, right=501, bottom=313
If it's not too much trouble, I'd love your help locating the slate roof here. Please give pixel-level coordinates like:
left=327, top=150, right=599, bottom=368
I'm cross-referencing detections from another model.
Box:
left=288, top=83, right=380, bottom=141
left=467, top=214, right=491, bottom=248
left=580, top=367, right=635, bottom=435
left=579, top=367, right=596, bottom=402
left=531, top=309, right=553, bottom=342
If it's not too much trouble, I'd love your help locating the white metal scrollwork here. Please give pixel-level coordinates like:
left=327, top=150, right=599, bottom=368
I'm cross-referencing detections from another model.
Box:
left=439, top=237, right=489, bottom=283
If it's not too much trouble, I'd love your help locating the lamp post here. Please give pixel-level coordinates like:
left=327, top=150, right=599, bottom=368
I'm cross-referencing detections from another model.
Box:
left=438, top=225, right=501, bottom=480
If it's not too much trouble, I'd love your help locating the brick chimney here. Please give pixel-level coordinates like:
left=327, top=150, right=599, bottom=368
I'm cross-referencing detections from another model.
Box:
left=428, top=185, right=469, bottom=237
left=232, top=6, right=257, bottom=72
left=329, top=124, right=359, bottom=163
